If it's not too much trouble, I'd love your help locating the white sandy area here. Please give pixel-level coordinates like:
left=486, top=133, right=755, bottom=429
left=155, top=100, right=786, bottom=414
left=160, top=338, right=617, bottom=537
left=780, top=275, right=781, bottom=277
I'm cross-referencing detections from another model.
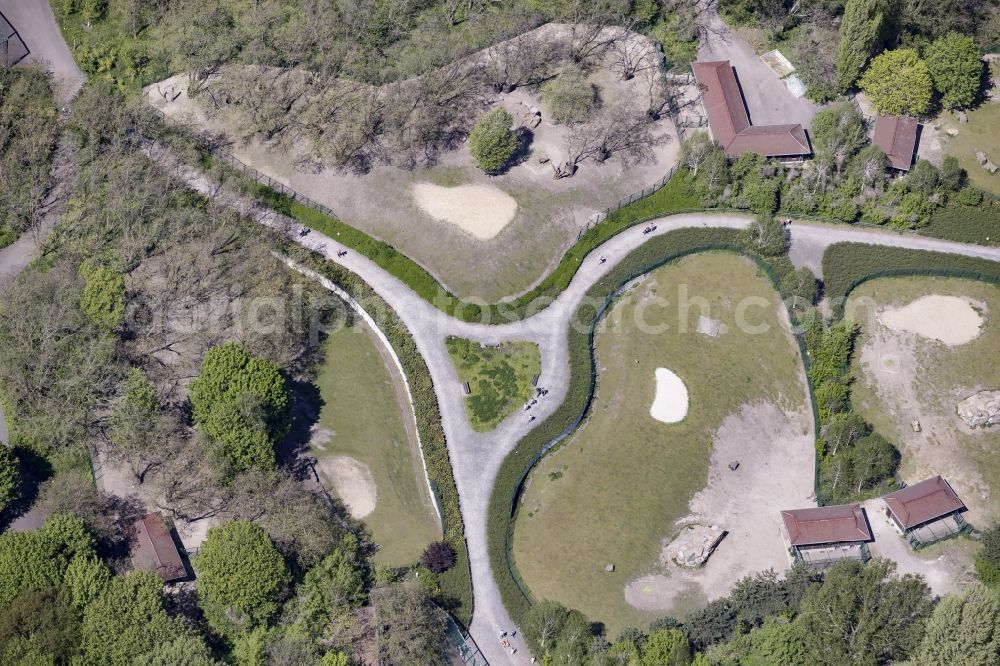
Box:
left=650, top=367, right=689, bottom=423
left=317, top=455, right=377, bottom=519
left=412, top=183, right=517, bottom=240
left=878, top=295, right=984, bottom=345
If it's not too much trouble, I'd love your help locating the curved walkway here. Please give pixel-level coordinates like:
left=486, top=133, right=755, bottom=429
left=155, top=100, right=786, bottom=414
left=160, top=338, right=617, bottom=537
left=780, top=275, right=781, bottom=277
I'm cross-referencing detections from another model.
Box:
left=155, top=143, right=1000, bottom=664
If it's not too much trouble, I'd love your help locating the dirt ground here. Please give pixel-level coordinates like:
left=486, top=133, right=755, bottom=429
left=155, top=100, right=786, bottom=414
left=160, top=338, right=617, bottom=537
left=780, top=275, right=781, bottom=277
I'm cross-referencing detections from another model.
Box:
left=411, top=182, right=517, bottom=240
left=877, top=294, right=984, bottom=346
left=848, top=279, right=1000, bottom=527
left=145, top=24, right=681, bottom=300
left=314, top=454, right=378, bottom=519
left=624, top=401, right=814, bottom=613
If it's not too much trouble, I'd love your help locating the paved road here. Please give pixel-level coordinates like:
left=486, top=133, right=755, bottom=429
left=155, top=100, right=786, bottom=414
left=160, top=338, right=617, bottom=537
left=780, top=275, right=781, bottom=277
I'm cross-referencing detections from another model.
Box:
left=697, top=0, right=818, bottom=130
left=0, top=0, right=85, bottom=104
left=153, top=143, right=1000, bottom=664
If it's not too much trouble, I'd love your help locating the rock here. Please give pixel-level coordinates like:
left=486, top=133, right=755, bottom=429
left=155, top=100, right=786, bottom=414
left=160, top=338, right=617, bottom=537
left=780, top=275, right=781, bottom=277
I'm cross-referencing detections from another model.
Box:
left=989, top=161, right=999, bottom=174
left=959, top=111, right=969, bottom=123
left=976, top=150, right=988, bottom=165
left=947, top=128, right=960, bottom=137
left=663, top=524, right=726, bottom=568
left=957, top=390, right=1000, bottom=428
left=605, top=563, right=615, bottom=572
left=728, top=460, right=740, bottom=471
left=911, top=420, right=921, bottom=432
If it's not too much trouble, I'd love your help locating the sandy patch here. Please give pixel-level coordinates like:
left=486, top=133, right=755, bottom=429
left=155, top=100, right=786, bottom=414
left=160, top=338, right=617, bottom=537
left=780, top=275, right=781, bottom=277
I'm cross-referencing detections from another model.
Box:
left=412, top=183, right=517, bottom=240
left=625, top=402, right=814, bottom=613
left=316, top=456, right=377, bottom=519
left=650, top=368, right=689, bottom=423
left=878, top=295, right=984, bottom=345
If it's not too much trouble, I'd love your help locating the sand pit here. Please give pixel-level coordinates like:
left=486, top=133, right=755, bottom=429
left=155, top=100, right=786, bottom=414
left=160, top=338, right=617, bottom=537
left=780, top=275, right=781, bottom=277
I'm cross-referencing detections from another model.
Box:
left=650, top=368, right=689, bottom=423
left=412, top=183, right=517, bottom=240
left=316, top=456, right=377, bottom=519
left=878, top=295, right=984, bottom=345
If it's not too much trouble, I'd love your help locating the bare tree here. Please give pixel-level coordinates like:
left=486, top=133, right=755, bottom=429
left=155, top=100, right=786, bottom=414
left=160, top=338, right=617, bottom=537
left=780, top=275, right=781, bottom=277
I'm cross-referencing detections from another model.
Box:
left=609, top=29, right=658, bottom=81
left=564, top=101, right=666, bottom=175
left=483, top=31, right=555, bottom=92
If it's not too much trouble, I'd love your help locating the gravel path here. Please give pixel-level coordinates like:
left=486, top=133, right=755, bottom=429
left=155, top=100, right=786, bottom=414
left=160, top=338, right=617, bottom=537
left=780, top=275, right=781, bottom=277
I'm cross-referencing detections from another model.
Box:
left=152, top=142, right=1000, bottom=664
left=0, top=0, right=85, bottom=104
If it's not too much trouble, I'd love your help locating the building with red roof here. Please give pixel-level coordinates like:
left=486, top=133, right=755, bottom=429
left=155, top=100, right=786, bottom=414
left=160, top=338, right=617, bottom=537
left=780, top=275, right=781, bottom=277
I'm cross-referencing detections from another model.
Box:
left=692, top=60, right=811, bottom=159
left=130, top=512, right=187, bottom=582
left=781, top=504, right=872, bottom=567
left=883, top=476, right=968, bottom=547
left=872, top=115, right=920, bottom=172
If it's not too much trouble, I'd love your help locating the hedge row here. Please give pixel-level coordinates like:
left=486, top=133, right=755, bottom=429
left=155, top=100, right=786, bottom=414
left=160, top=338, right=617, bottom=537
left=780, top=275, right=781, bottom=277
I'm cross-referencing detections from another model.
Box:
left=822, top=243, right=1000, bottom=316
left=483, top=228, right=817, bottom=646
left=277, top=239, right=474, bottom=626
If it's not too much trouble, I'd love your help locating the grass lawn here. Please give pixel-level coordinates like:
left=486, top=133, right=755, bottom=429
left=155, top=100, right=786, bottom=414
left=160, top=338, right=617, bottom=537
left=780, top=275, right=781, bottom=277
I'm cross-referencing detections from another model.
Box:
left=846, top=276, right=1000, bottom=526
left=510, top=253, right=808, bottom=634
left=445, top=337, right=541, bottom=432
left=939, top=104, right=1000, bottom=197
left=314, top=321, right=441, bottom=566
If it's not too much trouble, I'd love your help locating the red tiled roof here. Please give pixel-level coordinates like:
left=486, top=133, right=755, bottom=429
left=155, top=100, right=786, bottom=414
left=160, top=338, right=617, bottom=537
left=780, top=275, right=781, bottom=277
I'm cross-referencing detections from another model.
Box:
left=781, top=504, right=872, bottom=547
left=130, top=512, right=186, bottom=582
left=692, top=60, right=811, bottom=158
left=884, top=476, right=965, bottom=530
left=872, top=115, right=919, bottom=171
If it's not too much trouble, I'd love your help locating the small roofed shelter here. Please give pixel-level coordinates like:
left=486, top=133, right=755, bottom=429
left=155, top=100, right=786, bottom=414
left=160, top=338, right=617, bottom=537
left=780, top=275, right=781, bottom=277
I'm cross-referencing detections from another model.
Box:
left=872, top=115, right=920, bottom=172
left=130, top=512, right=187, bottom=582
left=883, top=476, right=968, bottom=548
left=781, top=504, right=872, bottom=568
left=691, top=60, right=811, bottom=159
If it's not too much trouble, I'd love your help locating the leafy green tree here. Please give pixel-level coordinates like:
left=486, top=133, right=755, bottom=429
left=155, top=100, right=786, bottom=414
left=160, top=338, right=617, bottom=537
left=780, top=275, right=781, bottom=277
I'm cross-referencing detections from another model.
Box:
left=941, top=155, right=966, bottom=192
left=79, top=572, right=187, bottom=665
left=906, top=160, right=941, bottom=197
left=912, top=585, right=1000, bottom=666
left=799, top=558, right=933, bottom=665
left=189, top=342, right=288, bottom=473
left=289, top=546, right=367, bottom=639
left=108, top=367, right=163, bottom=481
left=740, top=214, right=788, bottom=256
left=640, top=628, right=692, bottom=665
left=468, top=108, right=518, bottom=174
left=976, top=523, right=1000, bottom=585
left=134, top=635, right=220, bottom=666
left=79, top=261, right=125, bottom=330
left=0, top=586, right=80, bottom=665
left=0, top=445, right=20, bottom=513
left=63, top=554, right=111, bottom=610
left=685, top=598, right=737, bottom=650
left=541, top=68, right=595, bottom=124
left=924, top=33, right=983, bottom=110
left=370, top=581, right=448, bottom=666
left=743, top=620, right=809, bottom=666
left=859, top=49, right=934, bottom=116
left=836, top=0, right=887, bottom=92
left=812, top=103, right=868, bottom=179
left=845, top=432, right=899, bottom=493
left=195, top=520, right=291, bottom=637
left=0, top=514, right=95, bottom=606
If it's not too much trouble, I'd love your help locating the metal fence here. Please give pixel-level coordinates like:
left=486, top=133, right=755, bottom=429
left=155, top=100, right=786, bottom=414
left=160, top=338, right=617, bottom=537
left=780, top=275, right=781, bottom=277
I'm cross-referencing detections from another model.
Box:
left=0, top=10, right=29, bottom=67
left=587, top=165, right=678, bottom=225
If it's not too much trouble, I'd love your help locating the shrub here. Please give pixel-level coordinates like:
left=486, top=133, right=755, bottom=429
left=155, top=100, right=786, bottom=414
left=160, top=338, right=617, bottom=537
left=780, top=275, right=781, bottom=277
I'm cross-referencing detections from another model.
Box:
left=955, top=186, right=983, bottom=207
left=0, top=447, right=19, bottom=514
left=420, top=541, right=457, bottom=574
left=468, top=108, right=518, bottom=174
left=79, top=261, right=125, bottom=330
left=859, top=49, right=933, bottom=116
left=940, top=155, right=966, bottom=192
left=541, top=68, right=595, bottom=124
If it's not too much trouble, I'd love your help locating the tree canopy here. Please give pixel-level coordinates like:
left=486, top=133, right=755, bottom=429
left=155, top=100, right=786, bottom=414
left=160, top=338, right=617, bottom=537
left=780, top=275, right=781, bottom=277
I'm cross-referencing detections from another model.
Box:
left=541, top=67, right=596, bottom=124
left=194, top=520, right=291, bottom=638
left=859, top=48, right=934, bottom=116
left=836, top=0, right=887, bottom=93
left=924, top=33, right=983, bottom=110
left=468, top=108, right=519, bottom=174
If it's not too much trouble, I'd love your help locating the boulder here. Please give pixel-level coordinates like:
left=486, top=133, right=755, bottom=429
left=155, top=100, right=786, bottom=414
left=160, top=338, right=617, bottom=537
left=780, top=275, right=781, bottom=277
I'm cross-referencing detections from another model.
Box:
left=946, top=128, right=960, bottom=137
left=957, top=390, right=1000, bottom=428
left=976, top=150, right=988, bottom=165
left=958, top=111, right=969, bottom=123
left=663, top=524, right=726, bottom=568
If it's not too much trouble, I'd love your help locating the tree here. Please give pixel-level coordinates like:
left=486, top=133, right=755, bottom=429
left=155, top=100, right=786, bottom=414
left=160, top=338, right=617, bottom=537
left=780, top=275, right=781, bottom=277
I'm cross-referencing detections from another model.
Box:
left=781, top=267, right=818, bottom=309
left=836, top=0, right=887, bottom=93
left=851, top=145, right=889, bottom=191
left=976, top=523, right=1000, bottom=585
left=79, top=572, right=187, bottom=665
left=859, top=49, right=934, bottom=116
left=0, top=586, right=80, bottom=665
left=812, top=104, right=868, bottom=182
left=740, top=215, right=788, bottom=256
left=541, top=67, right=596, bottom=124
left=0, top=514, right=95, bottom=607
left=468, top=108, right=518, bottom=174
left=79, top=261, right=125, bottom=330
left=0, top=445, right=19, bottom=513
left=420, top=541, right=456, bottom=574
left=924, top=33, right=983, bottom=110
left=134, top=635, right=220, bottom=666
left=640, top=628, right=692, bottom=665
left=108, top=367, right=168, bottom=482
left=564, top=100, right=663, bottom=175
left=289, top=546, right=367, bottom=639
left=799, top=558, right=933, bottom=665
left=846, top=432, right=899, bottom=493
left=371, top=581, right=448, bottom=666
left=63, top=554, right=111, bottom=610
left=189, top=342, right=288, bottom=473
left=912, top=585, right=1000, bottom=666
left=194, top=520, right=291, bottom=637
left=941, top=155, right=966, bottom=191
